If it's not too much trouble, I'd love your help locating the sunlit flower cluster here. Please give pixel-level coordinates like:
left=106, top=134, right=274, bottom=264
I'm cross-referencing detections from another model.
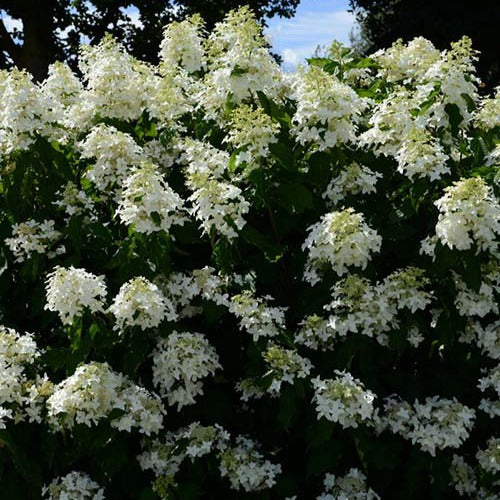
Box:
left=0, top=6, right=497, bottom=498
left=290, top=66, right=368, bottom=151
left=45, top=266, right=107, bottom=325
left=117, top=162, right=185, bottom=234
left=109, top=277, right=170, bottom=331
left=46, top=361, right=164, bottom=434
left=426, top=177, right=500, bottom=254
left=303, top=208, right=382, bottom=284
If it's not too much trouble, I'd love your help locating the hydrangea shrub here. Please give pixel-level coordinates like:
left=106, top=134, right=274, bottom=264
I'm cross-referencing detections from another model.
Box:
left=0, top=7, right=498, bottom=499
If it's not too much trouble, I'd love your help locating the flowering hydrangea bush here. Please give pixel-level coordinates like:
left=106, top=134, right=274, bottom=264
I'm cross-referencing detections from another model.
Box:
left=0, top=7, right=498, bottom=499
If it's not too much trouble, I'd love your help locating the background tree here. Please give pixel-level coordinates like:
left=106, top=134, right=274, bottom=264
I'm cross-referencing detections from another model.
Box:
left=349, top=0, right=499, bottom=91
left=0, top=0, right=299, bottom=81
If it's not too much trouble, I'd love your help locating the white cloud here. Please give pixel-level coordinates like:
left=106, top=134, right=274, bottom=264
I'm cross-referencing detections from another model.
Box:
left=265, top=9, right=356, bottom=69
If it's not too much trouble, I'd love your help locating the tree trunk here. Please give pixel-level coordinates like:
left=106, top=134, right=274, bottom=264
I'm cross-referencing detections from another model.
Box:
left=0, top=0, right=54, bottom=81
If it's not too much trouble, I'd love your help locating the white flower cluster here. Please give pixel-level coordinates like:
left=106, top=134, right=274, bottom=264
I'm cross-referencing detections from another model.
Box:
left=219, top=435, right=282, bottom=492
left=46, top=361, right=164, bottom=434
left=323, top=162, right=381, bottom=206
left=303, top=209, right=382, bottom=284
left=423, top=177, right=500, bottom=254
left=476, top=437, right=500, bottom=474
left=372, top=37, right=441, bottom=83
left=0, top=69, right=56, bottom=154
left=45, top=266, right=107, bottom=325
left=41, top=62, right=82, bottom=133
left=395, top=128, right=449, bottom=181
left=462, top=320, right=500, bottom=360
left=159, top=15, right=206, bottom=74
left=42, top=471, right=105, bottom=500
left=454, top=264, right=499, bottom=318
left=151, top=331, right=221, bottom=409
left=363, top=37, right=479, bottom=180
left=109, top=277, right=170, bottom=330
left=290, top=66, right=368, bottom=151
left=53, top=181, right=96, bottom=222
left=474, top=87, right=500, bottom=130
left=261, top=344, right=312, bottom=395
left=324, top=274, right=393, bottom=342
left=138, top=423, right=280, bottom=494
left=188, top=174, right=250, bottom=239
left=312, top=371, right=376, bottom=428
left=138, top=423, right=229, bottom=495
left=376, top=396, right=475, bottom=456
left=224, top=104, right=280, bottom=166
left=229, top=291, right=287, bottom=341
left=449, top=455, right=477, bottom=497
left=78, top=35, right=154, bottom=123
left=478, top=365, right=500, bottom=418
left=180, top=139, right=250, bottom=238
left=5, top=219, right=64, bottom=263
left=296, top=314, right=337, bottom=350
left=360, top=89, right=414, bottom=158
left=299, top=268, right=431, bottom=349
left=0, top=326, right=46, bottom=426
left=181, top=138, right=229, bottom=178
left=318, top=468, right=380, bottom=500
left=238, top=344, right=311, bottom=400
left=156, top=266, right=234, bottom=319
left=79, top=124, right=144, bottom=192
left=200, top=7, right=283, bottom=119
left=117, top=162, right=185, bottom=234
left=381, top=266, right=433, bottom=312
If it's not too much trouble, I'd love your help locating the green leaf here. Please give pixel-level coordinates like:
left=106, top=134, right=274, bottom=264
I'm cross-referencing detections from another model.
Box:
left=445, top=103, right=463, bottom=136
left=275, top=182, right=313, bottom=214
left=269, top=142, right=295, bottom=169
left=241, top=225, right=284, bottom=262
left=230, top=65, right=248, bottom=76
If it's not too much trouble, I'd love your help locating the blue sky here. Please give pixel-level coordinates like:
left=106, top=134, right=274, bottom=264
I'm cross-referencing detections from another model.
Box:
left=265, top=0, right=357, bottom=68
left=1, top=0, right=357, bottom=69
